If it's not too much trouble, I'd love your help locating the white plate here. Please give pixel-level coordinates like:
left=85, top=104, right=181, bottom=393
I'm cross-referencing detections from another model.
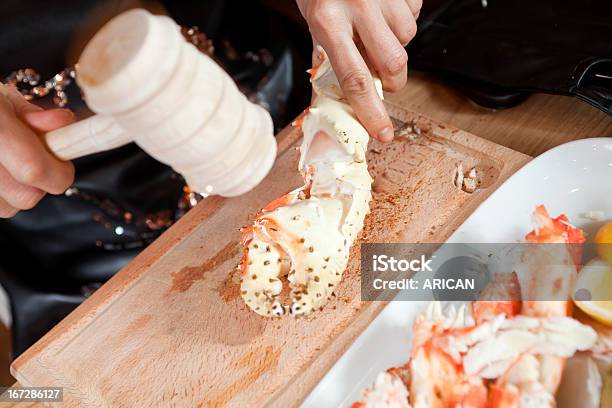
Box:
left=302, top=137, right=612, bottom=407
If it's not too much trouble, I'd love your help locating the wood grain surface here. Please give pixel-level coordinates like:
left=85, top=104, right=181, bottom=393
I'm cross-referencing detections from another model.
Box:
left=10, top=101, right=530, bottom=407
left=387, top=73, right=612, bottom=157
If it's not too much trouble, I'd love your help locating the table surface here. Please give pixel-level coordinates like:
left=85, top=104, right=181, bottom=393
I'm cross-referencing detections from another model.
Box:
left=387, top=73, right=612, bottom=156
left=8, top=74, right=611, bottom=406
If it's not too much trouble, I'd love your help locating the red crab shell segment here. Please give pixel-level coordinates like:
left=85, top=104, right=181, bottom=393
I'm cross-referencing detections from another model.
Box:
left=525, top=204, right=586, bottom=268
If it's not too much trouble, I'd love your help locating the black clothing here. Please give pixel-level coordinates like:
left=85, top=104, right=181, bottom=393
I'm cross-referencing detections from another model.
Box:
left=0, top=0, right=310, bottom=356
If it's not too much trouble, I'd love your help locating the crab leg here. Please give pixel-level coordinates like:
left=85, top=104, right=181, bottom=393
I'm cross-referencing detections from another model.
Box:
left=518, top=205, right=586, bottom=394
left=239, top=49, right=380, bottom=317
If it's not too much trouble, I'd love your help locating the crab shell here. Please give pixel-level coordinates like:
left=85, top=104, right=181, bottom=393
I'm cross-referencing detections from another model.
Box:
left=408, top=302, right=597, bottom=408
left=239, top=50, right=381, bottom=317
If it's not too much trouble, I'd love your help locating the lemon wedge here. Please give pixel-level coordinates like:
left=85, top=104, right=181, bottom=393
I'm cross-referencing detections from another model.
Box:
left=573, top=258, right=612, bottom=326
left=595, top=222, right=612, bottom=263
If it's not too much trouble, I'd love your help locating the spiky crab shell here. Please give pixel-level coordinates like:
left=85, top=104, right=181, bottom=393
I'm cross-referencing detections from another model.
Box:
left=240, top=237, right=287, bottom=317
left=239, top=199, right=360, bottom=317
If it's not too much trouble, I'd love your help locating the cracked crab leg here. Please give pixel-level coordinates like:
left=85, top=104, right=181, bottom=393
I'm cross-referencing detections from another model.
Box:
left=239, top=49, right=381, bottom=317
left=506, top=205, right=586, bottom=397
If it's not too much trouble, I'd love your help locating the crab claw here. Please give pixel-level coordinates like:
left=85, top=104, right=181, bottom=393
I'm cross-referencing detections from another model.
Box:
left=240, top=187, right=369, bottom=317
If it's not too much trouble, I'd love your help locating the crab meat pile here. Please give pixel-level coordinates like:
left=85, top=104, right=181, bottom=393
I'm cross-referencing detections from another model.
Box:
left=238, top=50, right=382, bottom=317
left=352, top=206, right=612, bottom=408
left=354, top=302, right=598, bottom=408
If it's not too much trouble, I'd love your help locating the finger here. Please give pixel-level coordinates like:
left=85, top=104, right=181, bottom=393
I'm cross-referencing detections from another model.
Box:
left=3, top=85, right=75, bottom=132
left=356, top=10, right=408, bottom=92
left=0, top=197, right=18, bottom=218
left=385, top=2, right=419, bottom=46
left=2, top=85, right=43, bottom=115
left=22, top=109, right=75, bottom=133
left=319, top=34, right=394, bottom=142
left=406, top=0, right=423, bottom=17
left=0, top=164, right=45, bottom=210
left=0, top=96, right=75, bottom=194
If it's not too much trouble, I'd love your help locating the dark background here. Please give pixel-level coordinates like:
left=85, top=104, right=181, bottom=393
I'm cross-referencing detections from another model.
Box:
left=0, top=0, right=608, bottom=385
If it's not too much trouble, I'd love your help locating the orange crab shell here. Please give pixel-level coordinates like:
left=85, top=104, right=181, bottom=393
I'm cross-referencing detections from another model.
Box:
left=412, top=344, right=488, bottom=408
left=473, top=301, right=520, bottom=325
left=524, top=205, right=586, bottom=268
left=307, top=65, right=319, bottom=79
left=291, top=107, right=310, bottom=129
left=525, top=205, right=586, bottom=244
left=238, top=186, right=305, bottom=277
left=489, top=384, right=520, bottom=408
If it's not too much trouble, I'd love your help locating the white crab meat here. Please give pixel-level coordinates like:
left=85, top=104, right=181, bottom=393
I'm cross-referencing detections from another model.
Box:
left=353, top=372, right=411, bottom=408
left=494, top=354, right=556, bottom=408
left=407, top=303, right=596, bottom=407
left=433, top=313, right=598, bottom=378
left=239, top=49, right=380, bottom=317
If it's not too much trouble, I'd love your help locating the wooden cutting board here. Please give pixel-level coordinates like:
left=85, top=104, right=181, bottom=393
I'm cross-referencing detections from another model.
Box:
left=11, top=102, right=530, bottom=407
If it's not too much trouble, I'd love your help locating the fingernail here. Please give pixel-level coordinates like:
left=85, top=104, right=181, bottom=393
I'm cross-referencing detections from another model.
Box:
left=377, top=127, right=394, bottom=142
